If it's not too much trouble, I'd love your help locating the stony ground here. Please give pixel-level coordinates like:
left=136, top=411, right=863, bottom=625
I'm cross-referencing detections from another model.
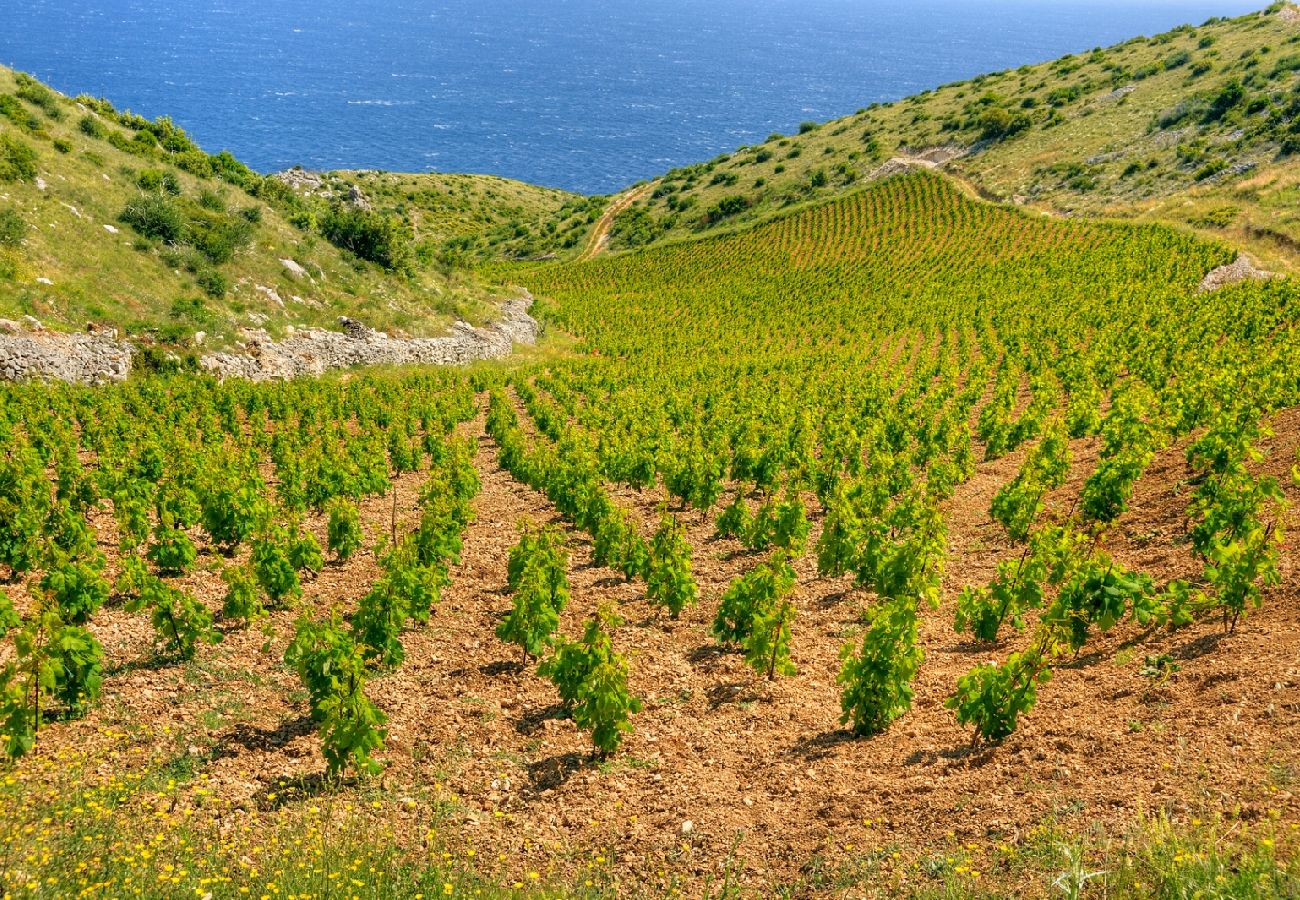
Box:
left=11, top=398, right=1300, bottom=895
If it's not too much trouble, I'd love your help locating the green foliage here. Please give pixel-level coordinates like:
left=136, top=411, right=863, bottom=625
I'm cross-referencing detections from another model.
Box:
left=647, top=513, right=697, bottom=620
left=319, top=204, right=412, bottom=271
left=0, top=206, right=25, bottom=246
left=125, top=574, right=219, bottom=659
left=744, top=593, right=796, bottom=680
left=496, top=522, right=570, bottom=663
left=1042, top=554, right=1157, bottom=652
left=989, top=418, right=1071, bottom=542
left=285, top=614, right=386, bottom=779
left=39, top=556, right=110, bottom=626
left=146, top=516, right=197, bottom=575
left=0, top=590, right=20, bottom=638
left=351, top=578, right=408, bottom=669
left=220, top=564, right=265, bottom=626
left=541, top=606, right=642, bottom=757
left=714, top=489, right=753, bottom=540
left=837, top=598, right=922, bottom=736
left=326, top=498, right=364, bottom=562
left=251, top=527, right=302, bottom=606
left=120, top=193, right=186, bottom=243
left=0, top=132, right=37, bottom=182
left=946, top=640, right=1052, bottom=742
left=712, top=553, right=796, bottom=647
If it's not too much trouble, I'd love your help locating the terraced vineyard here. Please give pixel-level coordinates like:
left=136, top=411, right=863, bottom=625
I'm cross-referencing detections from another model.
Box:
left=1, top=172, right=1298, bottom=897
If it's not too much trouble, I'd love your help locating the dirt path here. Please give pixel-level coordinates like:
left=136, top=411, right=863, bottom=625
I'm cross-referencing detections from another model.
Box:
left=578, top=185, right=652, bottom=262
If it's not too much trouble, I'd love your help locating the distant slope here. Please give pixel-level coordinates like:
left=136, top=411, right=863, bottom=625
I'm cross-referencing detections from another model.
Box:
left=0, top=66, right=496, bottom=347
left=600, top=4, right=1300, bottom=270
left=300, top=169, right=603, bottom=265
left=507, top=171, right=1236, bottom=360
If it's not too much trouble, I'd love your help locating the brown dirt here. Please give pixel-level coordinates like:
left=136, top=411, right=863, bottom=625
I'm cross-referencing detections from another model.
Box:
left=18, top=401, right=1300, bottom=895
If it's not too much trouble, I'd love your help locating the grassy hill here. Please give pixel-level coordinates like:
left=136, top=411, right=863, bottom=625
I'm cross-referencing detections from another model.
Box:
left=0, top=66, right=498, bottom=347
left=601, top=3, right=1300, bottom=270
left=319, top=170, right=603, bottom=264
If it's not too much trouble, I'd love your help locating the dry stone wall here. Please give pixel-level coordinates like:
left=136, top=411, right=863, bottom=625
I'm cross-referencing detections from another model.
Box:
left=0, top=296, right=539, bottom=384
left=0, top=319, right=133, bottom=384
left=198, top=296, right=540, bottom=381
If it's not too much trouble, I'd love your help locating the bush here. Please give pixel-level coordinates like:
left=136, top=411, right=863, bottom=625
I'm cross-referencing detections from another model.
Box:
left=978, top=106, right=1032, bottom=141
left=701, top=195, right=750, bottom=226
left=319, top=204, right=412, bottom=271
left=196, top=268, right=229, bottom=298
left=0, top=207, right=26, bottom=246
left=14, top=74, right=62, bottom=120
left=120, top=193, right=185, bottom=243
left=0, top=95, right=40, bottom=132
left=78, top=115, right=105, bottom=138
left=136, top=169, right=179, bottom=194
left=1194, top=158, right=1229, bottom=181
left=186, top=205, right=253, bottom=264
left=0, top=133, right=38, bottom=182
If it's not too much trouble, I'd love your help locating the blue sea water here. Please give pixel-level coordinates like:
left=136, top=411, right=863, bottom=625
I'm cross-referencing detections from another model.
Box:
left=0, top=0, right=1265, bottom=194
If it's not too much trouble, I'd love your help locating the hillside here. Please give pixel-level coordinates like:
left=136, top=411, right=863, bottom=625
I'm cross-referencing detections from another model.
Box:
left=2, top=170, right=1297, bottom=896
left=0, top=66, right=498, bottom=348
left=599, top=3, right=1300, bottom=270
left=317, top=170, right=603, bottom=264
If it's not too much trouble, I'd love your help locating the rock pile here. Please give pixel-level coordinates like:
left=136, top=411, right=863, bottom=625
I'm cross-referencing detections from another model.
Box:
left=1198, top=254, right=1275, bottom=293
left=0, top=318, right=133, bottom=384
left=198, top=296, right=540, bottom=382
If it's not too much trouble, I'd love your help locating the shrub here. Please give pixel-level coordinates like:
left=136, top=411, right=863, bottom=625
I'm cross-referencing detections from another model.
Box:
left=14, top=74, right=62, bottom=120
left=0, top=207, right=25, bottom=246
left=701, top=195, right=750, bottom=226
left=78, top=115, right=105, bottom=138
left=120, top=193, right=185, bottom=243
left=0, top=95, right=40, bottom=131
left=319, top=204, right=412, bottom=271
left=327, top=498, right=364, bottom=561
left=978, top=106, right=1032, bottom=141
left=186, top=205, right=254, bottom=264
left=0, top=133, right=38, bottom=182
left=196, top=268, right=229, bottom=298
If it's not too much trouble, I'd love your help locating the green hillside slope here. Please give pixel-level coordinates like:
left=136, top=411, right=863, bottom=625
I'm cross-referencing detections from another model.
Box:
left=602, top=3, right=1300, bottom=269
left=0, top=67, right=495, bottom=346
left=319, top=170, right=603, bottom=264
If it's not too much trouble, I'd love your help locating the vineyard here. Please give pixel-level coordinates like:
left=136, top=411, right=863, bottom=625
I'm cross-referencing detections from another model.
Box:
left=1, top=170, right=1299, bottom=896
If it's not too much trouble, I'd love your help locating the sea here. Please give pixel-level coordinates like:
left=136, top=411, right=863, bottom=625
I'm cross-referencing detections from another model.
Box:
left=0, top=0, right=1266, bottom=194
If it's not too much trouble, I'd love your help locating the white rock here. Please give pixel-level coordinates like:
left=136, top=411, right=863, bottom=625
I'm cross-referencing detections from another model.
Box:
left=103, top=223, right=119, bottom=234
left=35, top=277, right=53, bottom=285
left=34, top=176, right=47, bottom=191
left=279, top=258, right=310, bottom=278
left=680, top=820, right=694, bottom=836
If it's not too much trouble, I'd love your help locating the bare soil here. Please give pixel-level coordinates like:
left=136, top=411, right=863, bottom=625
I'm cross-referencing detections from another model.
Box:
left=20, top=402, right=1300, bottom=895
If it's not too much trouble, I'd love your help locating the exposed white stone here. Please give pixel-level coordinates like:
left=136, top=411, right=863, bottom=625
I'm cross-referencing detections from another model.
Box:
left=200, top=294, right=540, bottom=381
left=280, top=258, right=310, bottom=278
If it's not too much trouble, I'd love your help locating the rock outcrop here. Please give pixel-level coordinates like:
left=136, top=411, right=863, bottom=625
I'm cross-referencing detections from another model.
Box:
left=1198, top=254, right=1275, bottom=293
left=198, top=296, right=540, bottom=381
left=0, top=319, right=133, bottom=384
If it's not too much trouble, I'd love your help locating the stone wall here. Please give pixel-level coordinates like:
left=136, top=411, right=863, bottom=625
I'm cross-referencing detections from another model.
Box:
left=0, top=296, right=540, bottom=385
left=198, top=296, right=541, bottom=381
left=0, top=318, right=133, bottom=384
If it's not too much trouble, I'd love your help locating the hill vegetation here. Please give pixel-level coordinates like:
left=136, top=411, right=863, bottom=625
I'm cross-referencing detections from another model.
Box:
left=603, top=3, right=1300, bottom=269
left=0, top=66, right=497, bottom=346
